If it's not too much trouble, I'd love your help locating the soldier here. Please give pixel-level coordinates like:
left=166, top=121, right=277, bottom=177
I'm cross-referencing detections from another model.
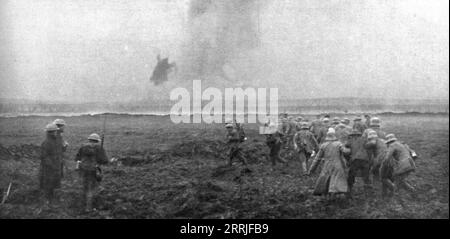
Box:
left=53, top=119, right=68, bottom=177
left=363, top=117, right=386, bottom=140
left=335, top=120, right=351, bottom=144
left=235, top=122, right=247, bottom=142
left=317, top=117, right=331, bottom=144
left=352, top=116, right=367, bottom=134
left=364, top=130, right=387, bottom=181
left=293, top=122, right=319, bottom=174
left=310, top=114, right=322, bottom=140
left=308, top=128, right=350, bottom=199
left=346, top=129, right=371, bottom=197
left=380, top=134, right=417, bottom=197
left=225, top=123, right=248, bottom=167
left=39, top=123, right=64, bottom=204
left=331, top=117, right=340, bottom=127
left=75, top=133, right=109, bottom=212
left=342, top=117, right=351, bottom=126
left=364, top=114, right=371, bottom=129
left=265, top=124, right=287, bottom=167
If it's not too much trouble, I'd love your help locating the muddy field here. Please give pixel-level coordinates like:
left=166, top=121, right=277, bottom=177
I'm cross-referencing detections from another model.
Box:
left=0, top=113, right=448, bottom=219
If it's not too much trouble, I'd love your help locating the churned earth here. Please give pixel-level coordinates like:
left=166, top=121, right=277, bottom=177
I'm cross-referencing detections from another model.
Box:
left=0, top=113, right=448, bottom=218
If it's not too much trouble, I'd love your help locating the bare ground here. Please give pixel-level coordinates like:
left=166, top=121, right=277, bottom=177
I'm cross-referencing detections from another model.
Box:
left=0, top=114, right=448, bottom=218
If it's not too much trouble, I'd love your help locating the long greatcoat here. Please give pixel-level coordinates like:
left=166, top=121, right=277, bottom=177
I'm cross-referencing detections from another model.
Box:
left=313, top=140, right=350, bottom=195
left=39, top=134, right=64, bottom=191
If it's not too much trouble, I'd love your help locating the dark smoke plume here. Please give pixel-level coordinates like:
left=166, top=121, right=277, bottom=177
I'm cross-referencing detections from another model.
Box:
left=180, top=0, right=265, bottom=83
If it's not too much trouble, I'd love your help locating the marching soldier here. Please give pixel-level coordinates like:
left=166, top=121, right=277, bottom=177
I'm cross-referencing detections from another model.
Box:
left=352, top=116, right=367, bottom=134
left=308, top=128, right=350, bottom=199
left=310, top=114, right=323, bottom=140
left=39, top=123, right=64, bottom=204
left=346, top=129, right=371, bottom=197
left=75, top=133, right=109, bottom=212
left=53, top=119, right=68, bottom=177
left=380, top=134, right=417, bottom=197
left=265, top=124, right=287, bottom=167
left=293, top=122, right=319, bottom=174
left=364, top=130, right=387, bottom=179
left=331, top=117, right=340, bottom=127
left=225, top=123, right=248, bottom=167
left=364, top=114, right=371, bottom=129
left=317, top=117, right=331, bottom=144
left=363, top=117, right=386, bottom=140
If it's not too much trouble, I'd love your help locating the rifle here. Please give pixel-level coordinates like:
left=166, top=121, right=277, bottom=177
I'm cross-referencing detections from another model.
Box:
left=1, top=182, right=12, bottom=204
left=101, top=114, right=107, bottom=148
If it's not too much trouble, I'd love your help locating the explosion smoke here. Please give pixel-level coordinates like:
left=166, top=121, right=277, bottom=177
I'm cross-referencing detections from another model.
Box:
left=180, top=0, right=266, bottom=84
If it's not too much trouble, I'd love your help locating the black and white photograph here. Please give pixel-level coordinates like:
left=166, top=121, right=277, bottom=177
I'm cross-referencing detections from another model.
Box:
left=0, top=0, right=448, bottom=221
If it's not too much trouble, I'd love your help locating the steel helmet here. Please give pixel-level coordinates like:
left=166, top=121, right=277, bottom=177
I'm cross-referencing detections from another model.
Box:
left=45, top=123, right=58, bottom=132
left=385, top=134, right=397, bottom=144
left=367, top=130, right=378, bottom=140
left=300, top=122, right=310, bottom=129
left=225, top=123, right=234, bottom=128
left=53, top=119, right=66, bottom=126
left=370, top=117, right=381, bottom=127
left=88, top=133, right=101, bottom=142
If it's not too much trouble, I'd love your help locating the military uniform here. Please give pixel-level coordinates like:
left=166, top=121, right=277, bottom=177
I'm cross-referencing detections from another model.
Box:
left=345, top=131, right=371, bottom=194
left=294, top=127, right=319, bottom=173
left=353, top=121, right=367, bottom=134
left=266, top=132, right=286, bottom=166
left=39, top=124, right=64, bottom=202
left=381, top=135, right=416, bottom=196
left=310, top=118, right=322, bottom=140
left=75, top=138, right=108, bottom=211
left=226, top=128, right=247, bottom=166
left=309, top=131, right=350, bottom=196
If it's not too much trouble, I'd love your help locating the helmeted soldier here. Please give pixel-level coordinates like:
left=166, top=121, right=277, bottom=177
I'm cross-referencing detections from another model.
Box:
left=308, top=128, right=350, bottom=199
left=225, top=123, right=248, bottom=167
left=364, top=130, right=387, bottom=181
left=39, top=123, right=64, bottom=204
left=380, top=134, right=417, bottom=197
left=265, top=122, right=287, bottom=167
left=53, top=119, right=68, bottom=177
left=364, top=114, right=371, bottom=129
left=352, top=116, right=367, bottom=134
left=362, top=117, right=386, bottom=140
left=75, top=133, right=109, bottom=212
left=342, top=117, right=351, bottom=126
left=331, top=117, right=340, bottom=127
left=293, top=122, right=319, bottom=174
left=310, top=114, right=323, bottom=140
left=345, top=129, right=371, bottom=197
left=317, top=117, right=331, bottom=144
left=335, top=121, right=351, bottom=144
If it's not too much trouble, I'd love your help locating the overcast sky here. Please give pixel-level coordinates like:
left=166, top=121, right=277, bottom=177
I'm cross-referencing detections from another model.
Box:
left=0, top=0, right=448, bottom=103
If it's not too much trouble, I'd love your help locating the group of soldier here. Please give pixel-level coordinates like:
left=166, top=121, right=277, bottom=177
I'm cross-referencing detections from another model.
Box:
left=37, top=113, right=418, bottom=212
left=39, top=119, right=108, bottom=212
left=225, top=113, right=418, bottom=200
